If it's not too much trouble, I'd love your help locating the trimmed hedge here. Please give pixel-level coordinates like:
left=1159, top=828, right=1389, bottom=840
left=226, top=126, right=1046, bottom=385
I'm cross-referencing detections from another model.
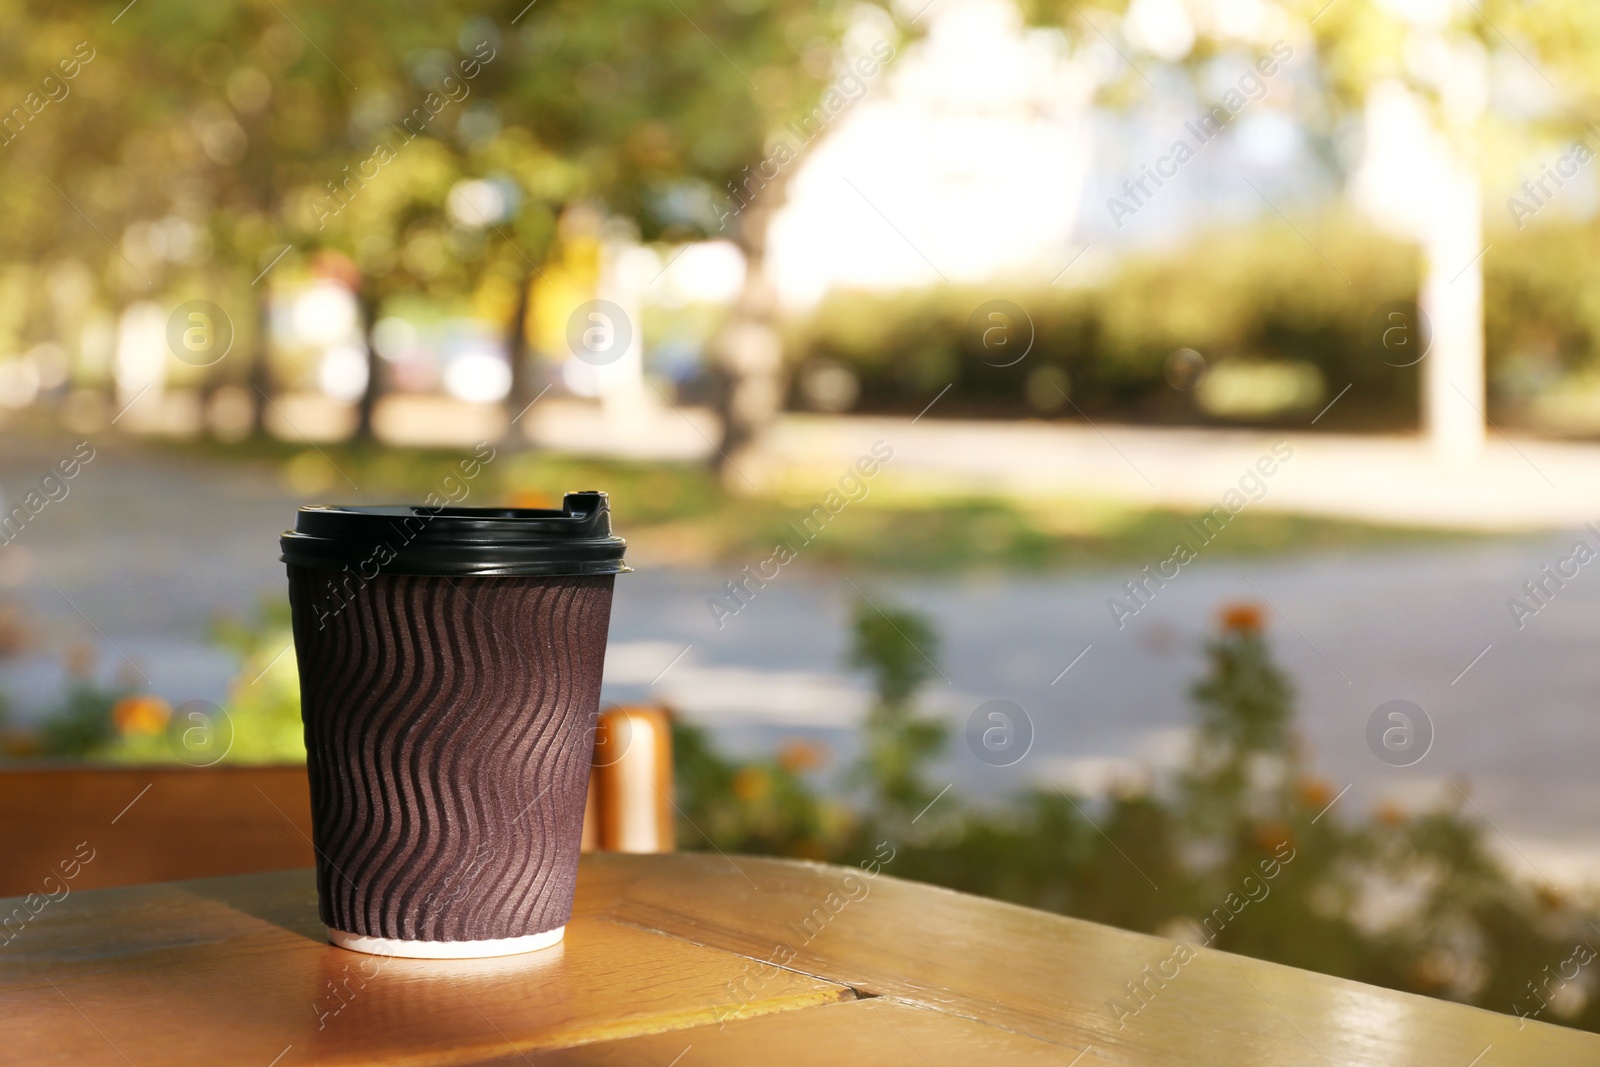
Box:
left=788, top=215, right=1600, bottom=431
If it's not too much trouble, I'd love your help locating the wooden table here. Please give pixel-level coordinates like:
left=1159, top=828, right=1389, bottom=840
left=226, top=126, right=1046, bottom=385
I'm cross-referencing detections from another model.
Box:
left=5, top=853, right=1597, bottom=1065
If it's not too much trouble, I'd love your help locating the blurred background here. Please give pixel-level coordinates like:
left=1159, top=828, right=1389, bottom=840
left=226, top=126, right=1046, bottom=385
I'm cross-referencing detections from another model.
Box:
left=4, top=0, right=1600, bottom=1030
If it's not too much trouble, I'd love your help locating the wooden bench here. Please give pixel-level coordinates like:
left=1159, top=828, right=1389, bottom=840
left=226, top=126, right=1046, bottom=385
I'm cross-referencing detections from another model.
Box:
left=0, top=706, right=673, bottom=897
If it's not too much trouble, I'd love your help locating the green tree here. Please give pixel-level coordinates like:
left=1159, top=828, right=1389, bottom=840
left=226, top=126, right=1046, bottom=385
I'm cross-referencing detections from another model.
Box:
left=488, top=0, right=888, bottom=464
left=1032, top=0, right=1600, bottom=455
left=2, top=0, right=892, bottom=450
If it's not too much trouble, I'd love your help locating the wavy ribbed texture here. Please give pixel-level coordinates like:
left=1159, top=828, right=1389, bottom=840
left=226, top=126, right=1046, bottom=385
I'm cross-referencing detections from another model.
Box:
left=286, top=567, right=615, bottom=942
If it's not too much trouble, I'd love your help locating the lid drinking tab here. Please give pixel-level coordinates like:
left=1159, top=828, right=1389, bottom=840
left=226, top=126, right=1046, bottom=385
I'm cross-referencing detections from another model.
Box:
left=279, top=492, right=629, bottom=577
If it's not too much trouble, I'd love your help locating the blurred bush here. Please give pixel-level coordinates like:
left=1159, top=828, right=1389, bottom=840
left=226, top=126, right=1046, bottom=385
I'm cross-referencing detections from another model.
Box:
left=201, top=600, right=307, bottom=762
left=37, top=677, right=130, bottom=757
left=678, top=599, right=1600, bottom=1033
left=1484, top=221, right=1600, bottom=433
left=788, top=218, right=1421, bottom=427
left=0, top=605, right=303, bottom=762
left=789, top=215, right=1600, bottom=433
left=672, top=723, right=846, bottom=859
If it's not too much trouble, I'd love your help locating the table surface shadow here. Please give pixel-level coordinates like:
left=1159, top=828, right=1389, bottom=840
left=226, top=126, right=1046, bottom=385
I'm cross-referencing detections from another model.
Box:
left=3, top=852, right=1597, bottom=1066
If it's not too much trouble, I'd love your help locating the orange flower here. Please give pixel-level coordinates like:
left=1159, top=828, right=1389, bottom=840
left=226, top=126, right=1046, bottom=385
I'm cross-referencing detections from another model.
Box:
left=113, top=695, right=172, bottom=736
left=1410, top=951, right=1456, bottom=992
left=1253, top=820, right=1293, bottom=853
left=510, top=489, right=554, bottom=510
left=1296, top=778, right=1335, bottom=811
left=777, top=739, right=828, bottom=774
left=732, top=766, right=770, bottom=803
left=1220, top=602, right=1265, bottom=634
left=1374, top=800, right=1408, bottom=827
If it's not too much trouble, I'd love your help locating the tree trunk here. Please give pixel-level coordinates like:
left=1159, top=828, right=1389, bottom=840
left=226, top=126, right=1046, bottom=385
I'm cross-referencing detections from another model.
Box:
left=248, top=289, right=274, bottom=439
left=711, top=171, right=790, bottom=489
left=501, top=261, right=538, bottom=450
left=1420, top=156, right=1485, bottom=461
left=354, top=285, right=381, bottom=442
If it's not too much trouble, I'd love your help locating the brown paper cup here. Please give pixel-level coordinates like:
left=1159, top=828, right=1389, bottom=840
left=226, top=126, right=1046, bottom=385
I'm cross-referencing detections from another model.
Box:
left=281, top=495, right=626, bottom=958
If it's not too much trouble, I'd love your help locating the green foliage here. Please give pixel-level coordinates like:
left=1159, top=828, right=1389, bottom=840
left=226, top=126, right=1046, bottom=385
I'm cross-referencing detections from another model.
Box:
left=791, top=214, right=1600, bottom=429
left=790, top=218, right=1422, bottom=427
left=847, top=601, right=938, bottom=706
left=1483, top=219, right=1600, bottom=395
left=0, top=0, right=876, bottom=356
left=670, top=722, right=843, bottom=858
left=1190, top=616, right=1292, bottom=756
left=36, top=678, right=129, bottom=757
left=199, top=600, right=307, bottom=763
left=36, top=601, right=307, bottom=765
left=845, top=600, right=947, bottom=828
left=1181, top=608, right=1295, bottom=831
left=678, top=602, right=1600, bottom=1034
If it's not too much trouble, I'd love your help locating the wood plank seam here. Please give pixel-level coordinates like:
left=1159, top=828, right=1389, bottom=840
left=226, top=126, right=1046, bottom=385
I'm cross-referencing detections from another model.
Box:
left=598, top=912, right=1106, bottom=1056
left=535, top=916, right=1115, bottom=1060
left=599, top=915, right=866, bottom=1015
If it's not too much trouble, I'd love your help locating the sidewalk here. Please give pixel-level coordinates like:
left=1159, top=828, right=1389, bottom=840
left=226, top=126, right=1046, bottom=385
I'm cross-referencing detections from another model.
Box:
left=748, top=415, right=1600, bottom=532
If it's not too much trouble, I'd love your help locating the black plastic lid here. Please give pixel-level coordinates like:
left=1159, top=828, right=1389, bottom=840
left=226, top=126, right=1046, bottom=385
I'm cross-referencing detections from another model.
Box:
left=280, top=492, right=628, bottom=577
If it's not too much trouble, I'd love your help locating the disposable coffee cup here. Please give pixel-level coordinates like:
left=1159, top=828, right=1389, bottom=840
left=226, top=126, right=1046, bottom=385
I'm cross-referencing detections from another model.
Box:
left=280, top=493, right=627, bottom=959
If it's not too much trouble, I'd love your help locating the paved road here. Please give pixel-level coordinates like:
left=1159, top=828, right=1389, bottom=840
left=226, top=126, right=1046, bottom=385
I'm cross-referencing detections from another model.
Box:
left=2, top=428, right=1596, bottom=886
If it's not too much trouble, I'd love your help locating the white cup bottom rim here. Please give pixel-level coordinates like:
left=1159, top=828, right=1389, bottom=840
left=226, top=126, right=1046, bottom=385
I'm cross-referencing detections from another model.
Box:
left=326, top=925, right=565, bottom=959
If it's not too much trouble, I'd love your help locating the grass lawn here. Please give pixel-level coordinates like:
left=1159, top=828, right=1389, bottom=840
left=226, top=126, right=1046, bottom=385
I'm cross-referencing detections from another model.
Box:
left=169, top=435, right=1483, bottom=572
